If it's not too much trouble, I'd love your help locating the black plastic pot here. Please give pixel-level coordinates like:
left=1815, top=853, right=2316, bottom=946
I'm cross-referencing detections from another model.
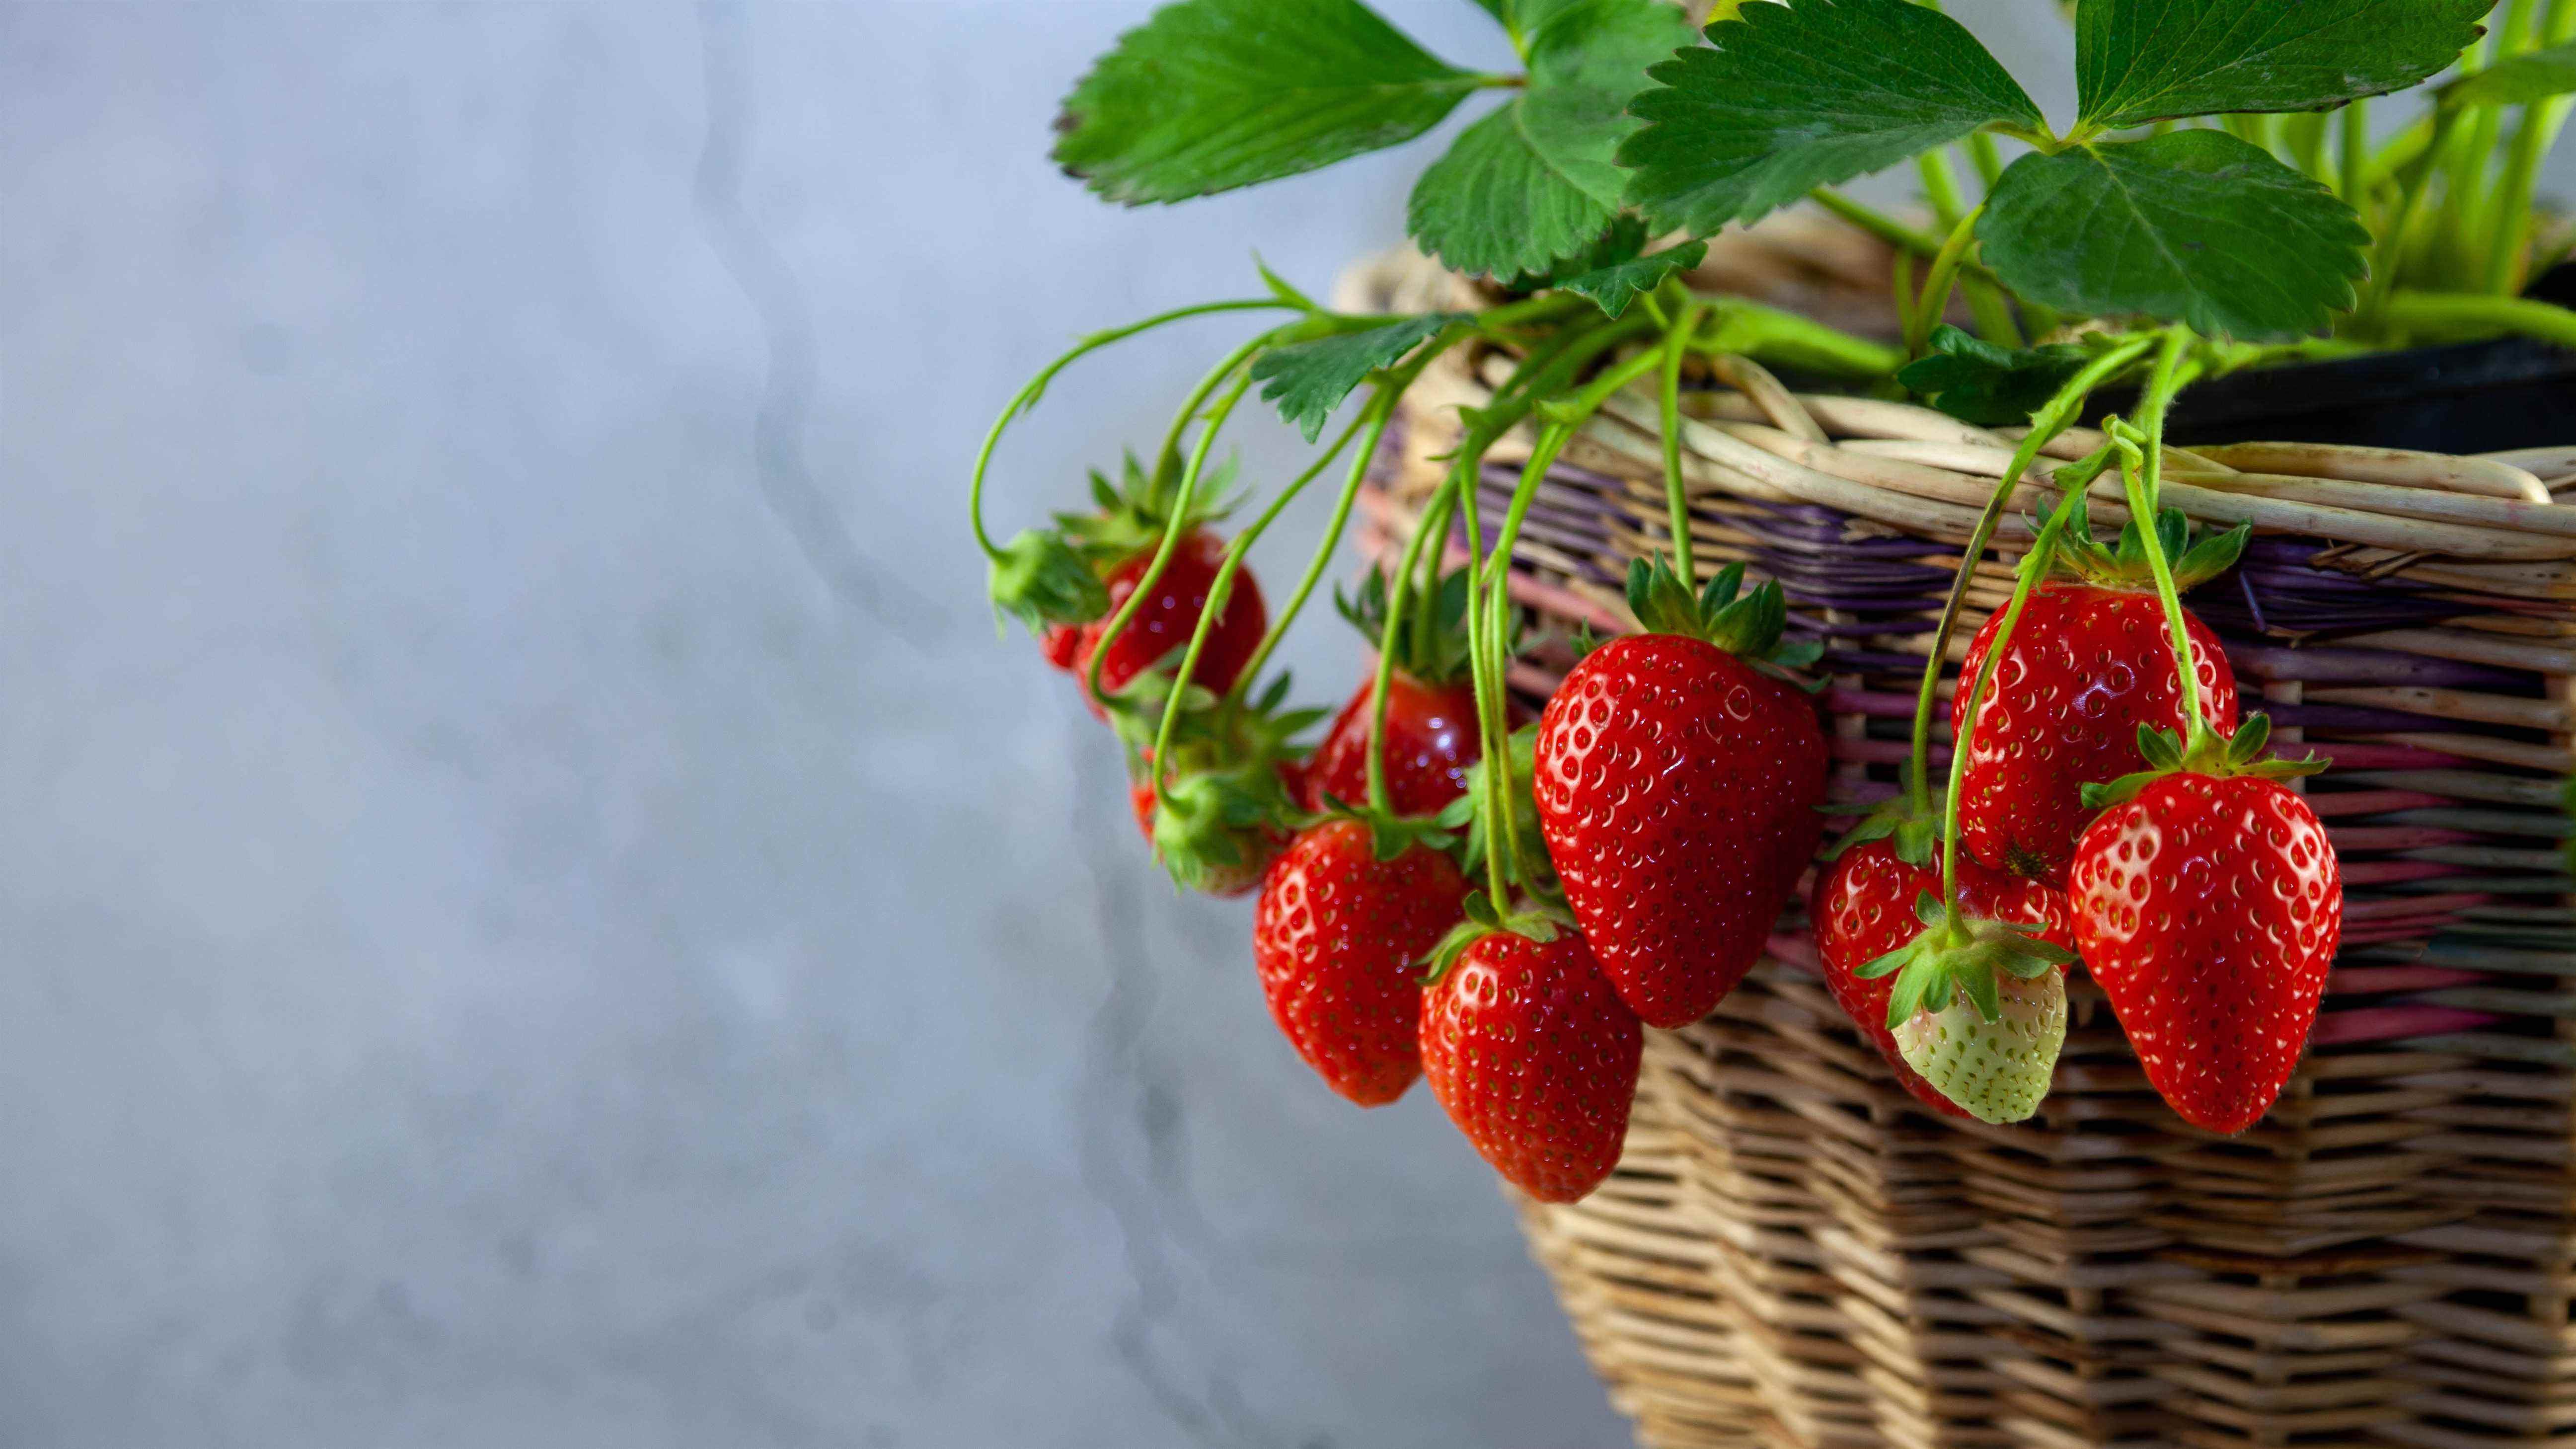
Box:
left=2084, top=265, right=2576, bottom=452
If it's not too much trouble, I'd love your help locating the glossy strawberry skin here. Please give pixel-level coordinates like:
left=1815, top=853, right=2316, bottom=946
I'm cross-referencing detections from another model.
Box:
left=1252, top=821, right=1470, bottom=1106
left=1047, top=529, right=1267, bottom=714
left=2069, top=773, right=2341, bottom=1135
left=1954, top=584, right=2238, bottom=884
left=1420, top=930, right=1643, bottom=1203
left=1810, top=840, right=2076, bottom=1120
left=1534, top=634, right=1830, bottom=1028
left=1300, top=673, right=1482, bottom=818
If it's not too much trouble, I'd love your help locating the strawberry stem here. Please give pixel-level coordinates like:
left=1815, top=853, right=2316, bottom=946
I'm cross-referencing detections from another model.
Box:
left=1366, top=484, right=1459, bottom=817
left=1231, top=328, right=1463, bottom=715
left=968, top=298, right=1297, bottom=561
left=1659, top=301, right=1709, bottom=587
left=1900, top=335, right=2157, bottom=819
left=2122, top=325, right=2211, bottom=739
left=1089, top=365, right=1256, bottom=722
left=1938, top=448, right=2116, bottom=924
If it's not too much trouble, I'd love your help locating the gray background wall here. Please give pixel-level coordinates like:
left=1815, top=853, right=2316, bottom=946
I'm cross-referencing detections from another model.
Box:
left=1, top=5, right=2563, bottom=1447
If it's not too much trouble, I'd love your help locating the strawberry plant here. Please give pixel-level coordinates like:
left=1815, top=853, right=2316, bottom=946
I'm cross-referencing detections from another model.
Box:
left=963, top=0, right=2572, bottom=1194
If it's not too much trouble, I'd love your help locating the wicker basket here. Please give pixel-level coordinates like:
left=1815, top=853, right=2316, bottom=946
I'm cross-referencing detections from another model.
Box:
left=1348, top=233, right=2576, bottom=1449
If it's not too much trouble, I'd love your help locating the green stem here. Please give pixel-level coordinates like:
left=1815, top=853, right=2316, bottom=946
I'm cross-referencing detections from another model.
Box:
left=1474, top=348, right=1665, bottom=888
left=2341, top=97, right=2373, bottom=208
left=1900, top=334, right=2157, bottom=816
left=2483, top=0, right=2576, bottom=293
left=1810, top=188, right=1946, bottom=258
left=1218, top=404, right=1378, bottom=708
left=1938, top=459, right=2107, bottom=923
left=1660, top=303, right=1709, bottom=586
left=1908, top=207, right=1985, bottom=356
left=2366, top=107, right=2460, bottom=317
left=2124, top=326, right=2207, bottom=735
left=1089, top=368, right=1256, bottom=716
left=1968, top=133, right=2004, bottom=192
left=2380, top=289, right=2576, bottom=347
left=1702, top=298, right=1907, bottom=377
left=1367, top=483, right=1460, bottom=817
left=1143, top=330, right=1291, bottom=518
left=967, top=298, right=1294, bottom=557
left=1917, top=149, right=1970, bottom=229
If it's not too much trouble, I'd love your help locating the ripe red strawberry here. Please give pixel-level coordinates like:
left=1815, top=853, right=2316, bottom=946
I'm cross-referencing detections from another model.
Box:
left=1811, top=839, right=2074, bottom=1119
left=2069, top=770, right=2342, bottom=1135
left=1048, top=528, right=1267, bottom=714
left=1534, top=561, right=1828, bottom=1028
left=1301, top=564, right=1486, bottom=817
left=1420, top=928, right=1642, bottom=1203
left=1302, top=672, right=1480, bottom=817
left=1954, top=581, right=2238, bottom=884
left=1252, top=820, right=1470, bottom=1105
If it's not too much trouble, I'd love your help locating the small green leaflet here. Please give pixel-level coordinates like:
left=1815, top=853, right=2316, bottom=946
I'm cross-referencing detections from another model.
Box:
left=1251, top=314, right=1461, bottom=442
left=1054, top=0, right=1481, bottom=204
left=1554, top=240, right=1711, bottom=318
left=2447, top=41, right=2576, bottom=110
left=1408, top=0, right=1695, bottom=278
left=1504, top=214, right=1650, bottom=290
left=2074, top=0, right=2489, bottom=130
left=1977, top=131, right=2369, bottom=341
left=1621, top=0, right=2042, bottom=235
left=1894, top=326, right=2096, bottom=427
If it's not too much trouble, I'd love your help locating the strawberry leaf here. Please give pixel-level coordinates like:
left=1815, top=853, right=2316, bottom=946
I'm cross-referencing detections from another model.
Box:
left=1409, top=0, right=1694, bottom=278
left=1552, top=240, right=1710, bottom=319
left=2448, top=41, right=2576, bottom=109
left=2074, top=0, right=2489, bottom=131
left=1895, top=325, right=2100, bottom=427
left=1621, top=0, right=2042, bottom=235
left=1055, top=0, right=1483, bottom=204
left=1251, top=314, right=1461, bottom=442
left=1977, top=132, right=2369, bottom=340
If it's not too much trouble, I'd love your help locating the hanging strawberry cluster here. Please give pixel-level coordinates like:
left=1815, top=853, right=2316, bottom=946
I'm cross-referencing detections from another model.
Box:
left=969, top=0, right=2576, bottom=1201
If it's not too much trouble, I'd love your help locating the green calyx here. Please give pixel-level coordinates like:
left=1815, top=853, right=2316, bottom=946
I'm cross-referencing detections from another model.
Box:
left=1823, top=796, right=1940, bottom=869
left=989, top=529, right=1110, bottom=634
left=2080, top=712, right=2329, bottom=812
left=1623, top=556, right=1824, bottom=673
left=986, top=451, right=1240, bottom=639
left=1419, top=888, right=1575, bottom=988
left=1854, top=892, right=2075, bottom=1033
left=2052, top=495, right=2250, bottom=593
left=1305, top=787, right=1458, bottom=864
left=1336, top=564, right=1494, bottom=688
left=1149, top=757, right=1299, bottom=894
left=1136, top=669, right=1325, bottom=891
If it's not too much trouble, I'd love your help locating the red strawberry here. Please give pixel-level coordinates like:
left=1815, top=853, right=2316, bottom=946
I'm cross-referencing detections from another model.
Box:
left=1301, top=563, right=1486, bottom=817
left=1302, top=672, right=1481, bottom=817
left=1811, top=839, right=2074, bottom=1119
left=1954, top=582, right=2237, bottom=884
left=1420, top=928, right=1642, bottom=1203
left=1534, top=562, right=1828, bottom=1028
left=1252, top=820, right=1470, bottom=1105
left=1048, top=528, right=1267, bottom=715
left=2069, top=770, right=2341, bottom=1135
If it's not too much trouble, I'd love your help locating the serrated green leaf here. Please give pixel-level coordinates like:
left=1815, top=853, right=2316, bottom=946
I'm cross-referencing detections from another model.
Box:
left=1409, top=0, right=1695, bottom=277
left=1055, top=0, right=1483, bottom=204
left=1977, top=132, right=2368, bottom=340
left=1621, top=0, right=2041, bottom=235
left=1553, top=240, right=1709, bottom=318
left=2074, top=0, right=2489, bottom=131
left=1505, top=214, right=1650, bottom=291
left=1250, top=314, right=1460, bottom=442
left=1895, top=325, right=2100, bottom=427
left=2448, top=41, right=2576, bottom=110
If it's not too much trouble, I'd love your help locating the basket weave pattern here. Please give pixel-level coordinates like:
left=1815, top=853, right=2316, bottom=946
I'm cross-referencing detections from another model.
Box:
left=1352, top=245, right=2576, bottom=1449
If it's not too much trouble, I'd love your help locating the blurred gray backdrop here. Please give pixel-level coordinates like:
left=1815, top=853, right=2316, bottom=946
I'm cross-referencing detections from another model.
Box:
left=3, top=5, right=2565, bottom=1448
